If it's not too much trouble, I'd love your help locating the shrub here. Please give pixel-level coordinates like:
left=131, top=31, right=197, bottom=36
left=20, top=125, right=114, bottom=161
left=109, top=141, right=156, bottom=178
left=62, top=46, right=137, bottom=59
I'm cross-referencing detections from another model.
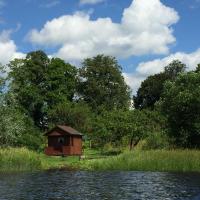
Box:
left=136, top=132, right=170, bottom=150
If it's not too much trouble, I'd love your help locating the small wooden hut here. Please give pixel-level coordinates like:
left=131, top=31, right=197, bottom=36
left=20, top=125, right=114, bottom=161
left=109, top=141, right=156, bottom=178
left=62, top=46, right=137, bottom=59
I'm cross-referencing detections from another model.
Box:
left=44, top=125, right=83, bottom=156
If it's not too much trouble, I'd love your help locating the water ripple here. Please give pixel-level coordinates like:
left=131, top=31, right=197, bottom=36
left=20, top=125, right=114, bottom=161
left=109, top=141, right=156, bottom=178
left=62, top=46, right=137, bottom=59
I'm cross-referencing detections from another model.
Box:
left=0, top=171, right=200, bottom=200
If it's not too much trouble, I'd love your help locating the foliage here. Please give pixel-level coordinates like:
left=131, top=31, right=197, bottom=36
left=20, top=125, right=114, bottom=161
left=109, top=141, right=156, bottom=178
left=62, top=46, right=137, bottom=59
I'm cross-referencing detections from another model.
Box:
left=8, top=51, right=77, bottom=129
left=78, top=55, right=131, bottom=113
left=47, top=101, right=93, bottom=133
left=0, top=100, right=43, bottom=150
left=134, top=60, right=186, bottom=109
left=1, top=50, right=200, bottom=152
left=89, top=109, right=165, bottom=148
left=161, top=71, right=200, bottom=147
left=0, top=90, right=43, bottom=150
left=0, top=64, right=6, bottom=93
left=136, top=132, right=170, bottom=150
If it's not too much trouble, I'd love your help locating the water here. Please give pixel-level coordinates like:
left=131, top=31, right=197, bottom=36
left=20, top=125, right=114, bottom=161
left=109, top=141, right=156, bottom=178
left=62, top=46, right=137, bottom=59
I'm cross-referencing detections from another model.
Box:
left=0, top=171, right=200, bottom=200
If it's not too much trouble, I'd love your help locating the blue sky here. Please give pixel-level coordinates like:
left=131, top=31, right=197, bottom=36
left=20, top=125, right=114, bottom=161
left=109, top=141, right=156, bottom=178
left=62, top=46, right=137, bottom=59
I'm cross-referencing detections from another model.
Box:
left=0, top=0, right=200, bottom=93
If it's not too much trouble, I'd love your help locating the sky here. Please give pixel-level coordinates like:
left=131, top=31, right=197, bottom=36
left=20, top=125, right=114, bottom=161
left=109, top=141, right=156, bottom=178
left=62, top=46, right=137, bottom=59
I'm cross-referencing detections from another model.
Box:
left=0, top=0, right=200, bottom=93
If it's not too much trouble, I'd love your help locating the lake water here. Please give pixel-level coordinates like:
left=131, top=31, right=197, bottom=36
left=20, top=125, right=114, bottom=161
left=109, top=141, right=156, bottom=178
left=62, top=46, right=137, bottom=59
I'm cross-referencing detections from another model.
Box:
left=0, top=170, right=200, bottom=200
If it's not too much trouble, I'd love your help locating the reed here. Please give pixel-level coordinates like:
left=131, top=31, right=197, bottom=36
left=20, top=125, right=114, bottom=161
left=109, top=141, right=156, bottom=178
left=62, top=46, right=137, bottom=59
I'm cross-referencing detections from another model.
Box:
left=0, top=147, right=42, bottom=172
left=81, top=150, right=200, bottom=172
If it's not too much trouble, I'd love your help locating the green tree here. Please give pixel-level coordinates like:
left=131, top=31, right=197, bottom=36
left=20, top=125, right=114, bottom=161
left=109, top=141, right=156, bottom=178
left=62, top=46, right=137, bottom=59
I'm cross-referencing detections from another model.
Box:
left=134, top=60, right=186, bottom=109
left=90, top=109, right=165, bottom=149
left=0, top=100, right=42, bottom=150
left=47, top=101, right=92, bottom=133
left=8, top=51, right=77, bottom=129
left=164, top=60, right=186, bottom=80
left=195, top=64, right=200, bottom=73
left=78, top=55, right=131, bottom=112
left=0, top=64, right=6, bottom=93
left=134, top=73, right=167, bottom=109
left=161, top=72, right=200, bottom=147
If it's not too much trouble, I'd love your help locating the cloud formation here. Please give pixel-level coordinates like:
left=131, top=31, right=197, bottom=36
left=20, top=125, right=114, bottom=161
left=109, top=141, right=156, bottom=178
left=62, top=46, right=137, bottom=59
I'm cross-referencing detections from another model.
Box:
left=0, top=30, right=25, bottom=65
left=79, top=0, right=105, bottom=5
left=124, top=49, right=200, bottom=94
left=28, top=0, right=179, bottom=62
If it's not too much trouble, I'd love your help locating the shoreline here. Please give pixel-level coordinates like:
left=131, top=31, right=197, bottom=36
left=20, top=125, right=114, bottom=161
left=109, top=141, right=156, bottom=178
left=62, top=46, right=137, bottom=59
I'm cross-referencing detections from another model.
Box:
left=1, top=148, right=200, bottom=173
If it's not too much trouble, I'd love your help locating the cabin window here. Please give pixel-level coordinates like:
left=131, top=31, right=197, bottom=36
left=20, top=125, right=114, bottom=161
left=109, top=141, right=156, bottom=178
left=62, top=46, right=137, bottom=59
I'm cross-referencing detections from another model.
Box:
left=58, top=137, right=64, bottom=144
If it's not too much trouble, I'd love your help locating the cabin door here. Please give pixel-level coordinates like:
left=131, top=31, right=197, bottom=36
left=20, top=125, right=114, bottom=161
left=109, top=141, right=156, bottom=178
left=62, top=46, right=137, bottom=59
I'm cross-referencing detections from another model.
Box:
left=55, top=136, right=65, bottom=153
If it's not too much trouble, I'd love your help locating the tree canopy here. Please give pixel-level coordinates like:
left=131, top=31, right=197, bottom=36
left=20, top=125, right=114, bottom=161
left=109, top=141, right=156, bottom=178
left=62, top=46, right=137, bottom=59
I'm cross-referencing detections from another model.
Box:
left=161, top=70, right=200, bottom=147
left=134, top=60, right=186, bottom=109
left=78, top=55, right=131, bottom=113
left=8, top=51, right=77, bottom=129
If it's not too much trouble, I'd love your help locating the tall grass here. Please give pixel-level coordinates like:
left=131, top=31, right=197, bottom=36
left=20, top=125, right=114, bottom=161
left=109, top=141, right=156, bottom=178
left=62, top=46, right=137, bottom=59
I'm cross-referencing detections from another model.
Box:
left=81, top=150, right=200, bottom=172
left=0, top=147, right=42, bottom=172
left=2, top=148, right=200, bottom=173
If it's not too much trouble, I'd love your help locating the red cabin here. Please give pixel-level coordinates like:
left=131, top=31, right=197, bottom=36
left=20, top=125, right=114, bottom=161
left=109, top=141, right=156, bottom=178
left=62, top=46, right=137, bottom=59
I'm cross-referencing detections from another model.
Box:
left=44, top=125, right=83, bottom=156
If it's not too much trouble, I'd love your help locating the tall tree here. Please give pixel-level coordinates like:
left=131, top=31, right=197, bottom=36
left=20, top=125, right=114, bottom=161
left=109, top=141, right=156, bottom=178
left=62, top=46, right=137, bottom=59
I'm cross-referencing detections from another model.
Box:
left=161, top=72, right=200, bottom=147
left=0, top=64, right=6, bottom=94
left=8, top=51, right=77, bottom=129
left=195, top=64, right=200, bottom=73
left=78, top=55, right=131, bottom=112
left=134, top=60, right=186, bottom=109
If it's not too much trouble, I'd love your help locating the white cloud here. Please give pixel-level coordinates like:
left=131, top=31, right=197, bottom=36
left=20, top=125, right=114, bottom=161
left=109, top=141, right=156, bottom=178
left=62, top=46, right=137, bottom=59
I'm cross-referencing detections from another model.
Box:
left=123, top=72, right=146, bottom=95
left=0, top=30, right=25, bottom=65
left=124, top=49, right=200, bottom=94
left=28, top=0, right=179, bottom=62
left=136, top=49, right=200, bottom=75
left=79, top=0, right=105, bottom=5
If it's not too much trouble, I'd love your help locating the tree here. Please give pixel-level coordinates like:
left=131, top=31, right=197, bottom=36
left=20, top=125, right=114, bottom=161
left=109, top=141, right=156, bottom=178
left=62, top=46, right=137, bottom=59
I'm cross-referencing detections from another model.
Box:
left=164, top=60, right=186, bottom=80
left=78, top=55, right=131, bottom=113
left=0, top=100, right=42, bottom=150
left=195, top=64, right=200, bottom=73
left=8, top=51, right=77, bottom=129
left=161, top=72, right=200, bottom=147
left=47, top=101, right=92, bottom=133
left=0, top=64, right=6, bottom=93
left=134, top=60, right=186, bottom=109
left=90, top=109, right=165, bottom=149
left=134, top=73, right=167, bottom=109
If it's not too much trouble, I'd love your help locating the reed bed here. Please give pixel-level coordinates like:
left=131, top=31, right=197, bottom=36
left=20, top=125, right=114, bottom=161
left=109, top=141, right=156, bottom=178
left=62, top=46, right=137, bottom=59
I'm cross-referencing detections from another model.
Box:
left=1, top=148, right=200, bottom=173
left=0, top=147, right=42, bottom=172
left=81, top=150, right=200, bottom=172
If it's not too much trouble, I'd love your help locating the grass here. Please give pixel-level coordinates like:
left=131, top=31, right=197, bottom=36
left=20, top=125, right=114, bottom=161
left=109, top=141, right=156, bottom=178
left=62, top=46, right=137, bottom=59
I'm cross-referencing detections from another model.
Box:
left=79, top=150, right=200, bottom=172
left=1, top=148, right=200, bottom=173
left=0, top=147, right=42, bottom=173
left=40, top=154, right=80, bottom=170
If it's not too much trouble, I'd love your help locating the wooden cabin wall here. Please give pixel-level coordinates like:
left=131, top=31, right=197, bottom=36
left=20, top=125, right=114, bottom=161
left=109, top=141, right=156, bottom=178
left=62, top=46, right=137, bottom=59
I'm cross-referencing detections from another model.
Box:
left=70, top=136, right=82, bottom=155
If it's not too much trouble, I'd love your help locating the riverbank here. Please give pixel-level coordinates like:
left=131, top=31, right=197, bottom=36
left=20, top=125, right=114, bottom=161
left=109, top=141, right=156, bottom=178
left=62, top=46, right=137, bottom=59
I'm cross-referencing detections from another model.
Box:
left=0, top=148, right=42, bottom=173
left=1, top=148, right=200, bottom=173
left=79, top=150, right=200, bottom=172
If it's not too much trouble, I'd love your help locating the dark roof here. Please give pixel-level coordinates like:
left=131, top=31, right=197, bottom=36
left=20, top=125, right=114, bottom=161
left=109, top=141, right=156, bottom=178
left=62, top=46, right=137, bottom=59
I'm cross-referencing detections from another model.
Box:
left=45, top=125, right=83, bottom=136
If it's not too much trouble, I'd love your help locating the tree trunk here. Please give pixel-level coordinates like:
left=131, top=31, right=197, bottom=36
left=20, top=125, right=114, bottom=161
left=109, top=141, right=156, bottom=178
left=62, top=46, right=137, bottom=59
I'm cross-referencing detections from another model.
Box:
left=129, top=137, right=140, bottom=151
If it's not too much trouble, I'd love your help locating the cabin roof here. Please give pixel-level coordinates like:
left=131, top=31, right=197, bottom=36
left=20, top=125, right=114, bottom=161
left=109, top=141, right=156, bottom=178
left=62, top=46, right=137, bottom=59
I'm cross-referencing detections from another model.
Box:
left=45, top=125, right=83, bottom=136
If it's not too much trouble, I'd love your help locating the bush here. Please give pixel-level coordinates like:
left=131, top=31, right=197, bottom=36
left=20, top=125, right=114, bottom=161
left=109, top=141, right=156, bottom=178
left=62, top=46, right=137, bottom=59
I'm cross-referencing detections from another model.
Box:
left=136, top=132, right=170, bottom=150
left=102, top=143, right=122, bottom=156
